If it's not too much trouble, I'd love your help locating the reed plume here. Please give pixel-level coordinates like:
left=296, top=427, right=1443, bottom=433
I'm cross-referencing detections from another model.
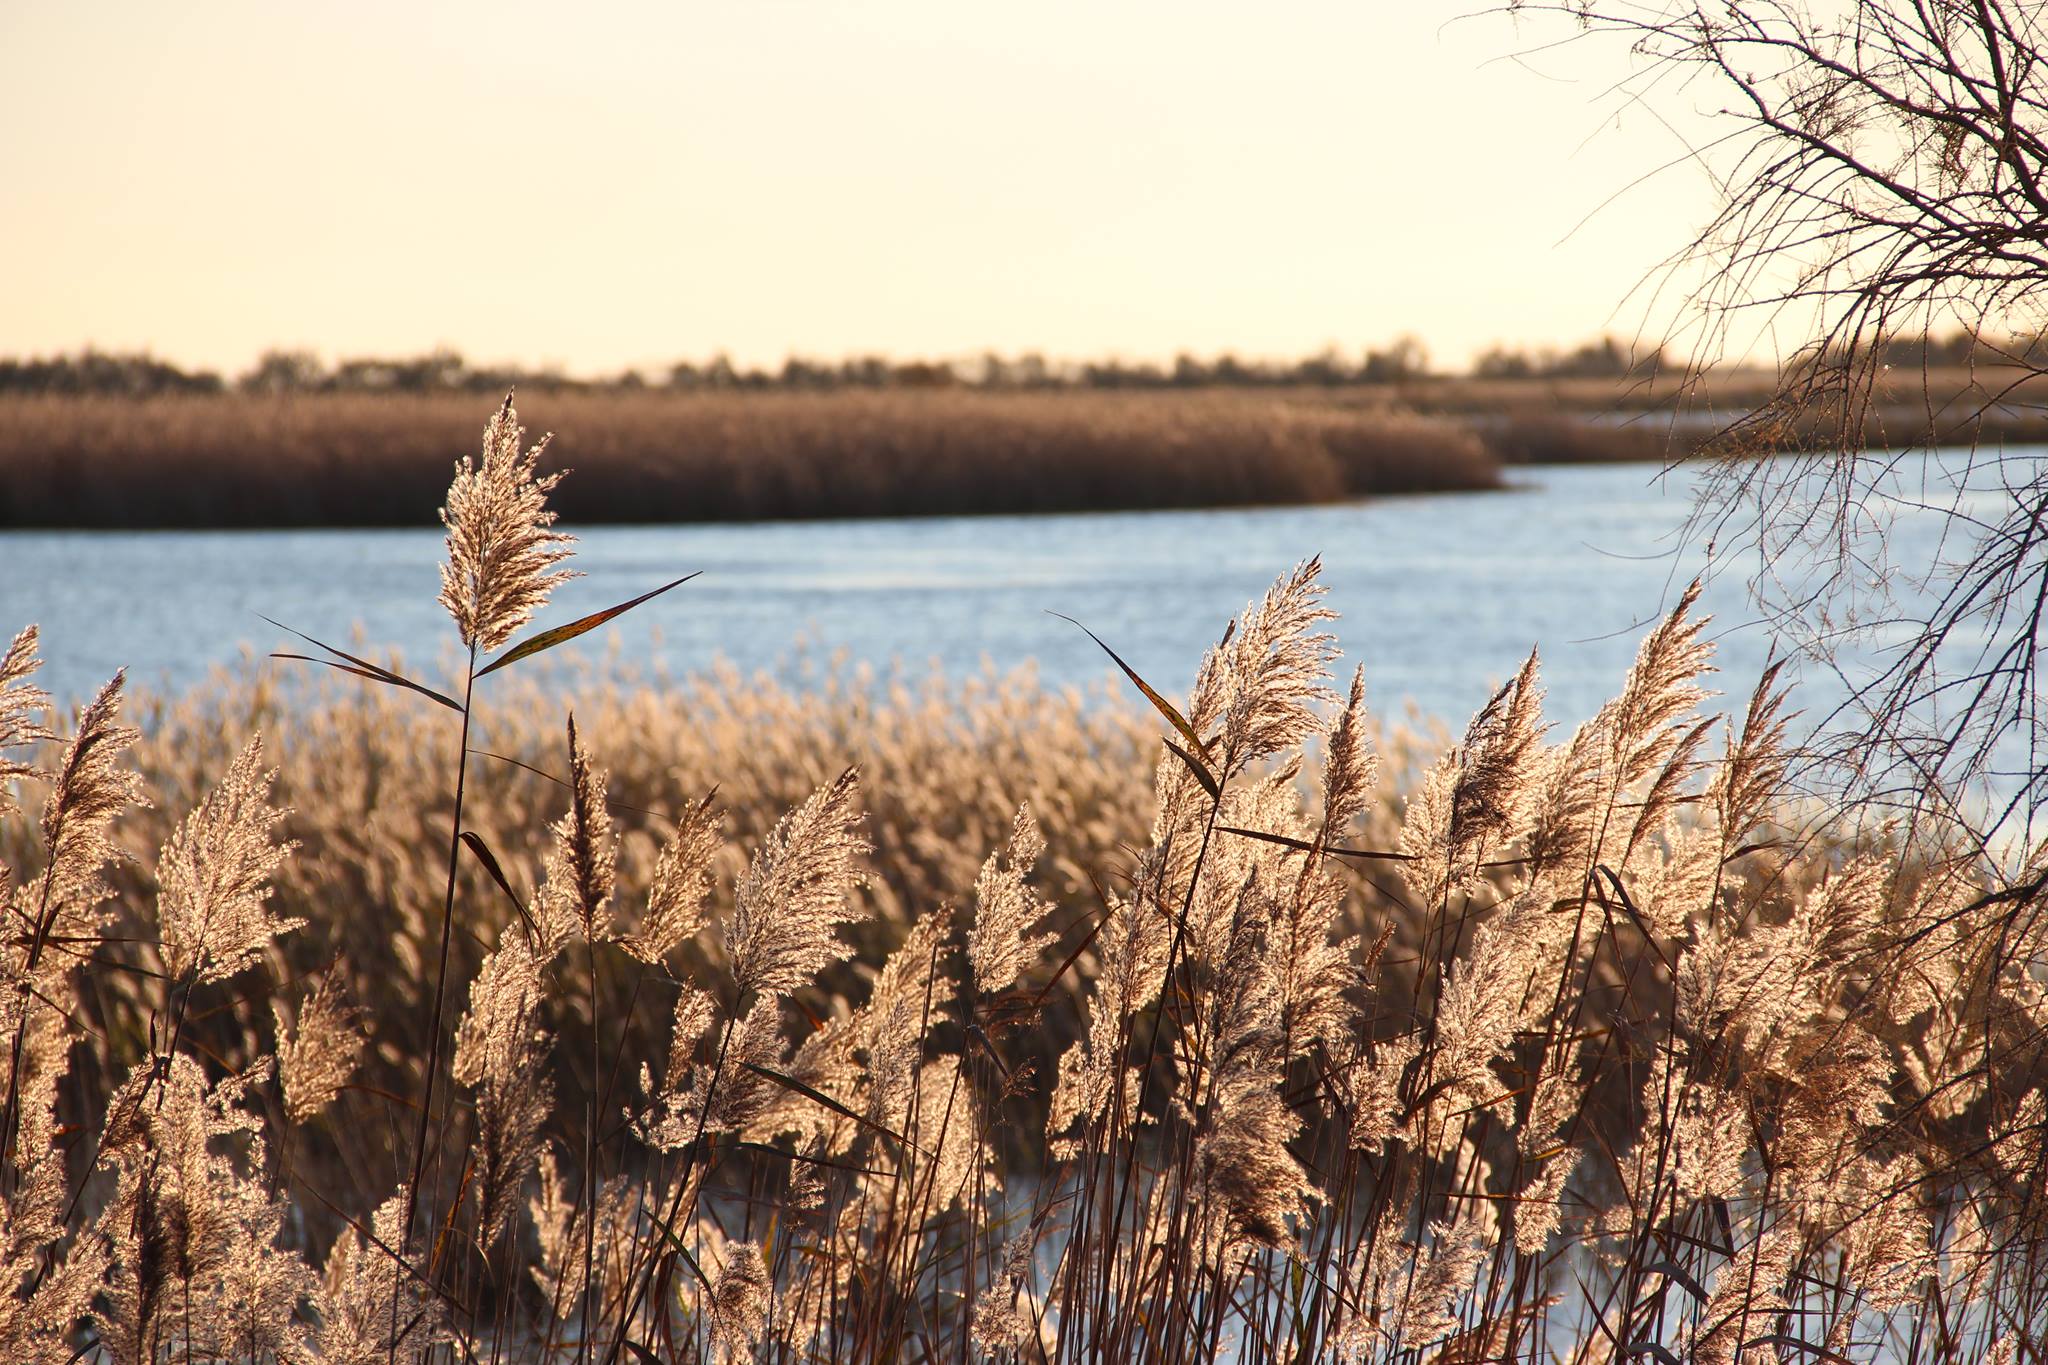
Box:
left=273, top=969, right=362, bottom=1127
left=0, top=1003, right=106, bottom=1362
left=1318, top=663, right=1378, bottom=839
left=533, top=716, right=615, bottom=956
left=1398, top=647, right=1544, bottom=907
left=450, top=933, right=552, bottom=1250
left=95, top=1055, right=315, bottom=1364
left=619, top=792, right=721, bottom=966
left=0, top=626, right=49, bottom=820
left=706, top=1240, right=770, bottom=1361
left=966, top=804, right=1054, bottom=997
left=311, top=1191, right=441, bottom=1364
left=2, top=673, right=141, bottom=1176
left=722, top=767, right=870, bottom=1000
left=25, top=673, right=143, bottom=934
left=436, top=393, right=577, bottom=655
left=1187, top=555, right=1339, bottom=775
left=527, top=1148, right=634, bottom=1331
left=154, top=734, right=300, bottom=985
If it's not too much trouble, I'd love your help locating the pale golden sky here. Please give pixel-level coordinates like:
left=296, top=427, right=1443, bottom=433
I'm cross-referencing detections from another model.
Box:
left=1, top=2, right=1727, bottom=377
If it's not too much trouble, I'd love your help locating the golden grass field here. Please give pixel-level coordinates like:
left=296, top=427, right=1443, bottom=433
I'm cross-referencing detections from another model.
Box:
left=1, top=396, right=2044, bottom=1363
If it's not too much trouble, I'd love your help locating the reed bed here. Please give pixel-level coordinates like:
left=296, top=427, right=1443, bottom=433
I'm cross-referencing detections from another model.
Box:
left=0, top=390, right=1500, bottom=528
left=6, top=367, right=2041, bottom=530
left=3, top=397, right=2045, bottom=1363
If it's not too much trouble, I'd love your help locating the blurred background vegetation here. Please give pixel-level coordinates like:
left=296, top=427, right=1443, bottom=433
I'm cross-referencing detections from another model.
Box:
left=4, top=332, right=2043, bottom=529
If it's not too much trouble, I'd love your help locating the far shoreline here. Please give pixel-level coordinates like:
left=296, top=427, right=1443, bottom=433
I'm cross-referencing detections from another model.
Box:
left=0, top=380, right=2037, bottom=531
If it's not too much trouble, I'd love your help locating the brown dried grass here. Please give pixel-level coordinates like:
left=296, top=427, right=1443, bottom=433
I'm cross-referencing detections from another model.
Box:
left=4, top=397, right=2043, bottom=1364
left=0, top=389, right=1500, bottom=527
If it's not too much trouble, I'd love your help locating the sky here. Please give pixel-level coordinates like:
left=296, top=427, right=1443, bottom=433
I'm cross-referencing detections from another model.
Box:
left=0, top=2, right=1731, bottom=378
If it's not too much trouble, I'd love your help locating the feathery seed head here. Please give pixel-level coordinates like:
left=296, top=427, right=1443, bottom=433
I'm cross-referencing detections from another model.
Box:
left=1714, top=659, right=1796, bottom=846
left=967, top=804, right=1055, bottom=997
left=1319, top=664, right=1379, bottom=838
left=664, top=983, right=718, bottom=1093
left=451, top=935, right=554, bottom=1247
left=621, top=792, right=722, bottom=965
left=860, top=906, right=956, bottom=1136
left=707, top=1240, right=770, bottom=1361
left=533, top=715, right=615, bottom=954
left=38, top=672, right=143, bottom=907
left=908, top=1053, right=990, bottom=1212
left=707, top=996, right=789, bottom=1137
left=1046, top=887, right=1173, bottom=1152
left=1188, top=558, right=1339, bottom=774
left=273, top=970, right=363, bottom=1126
left=1196, top=1067, right=1308, bottom=1250
left=0, top=625, right=50, bottom=821
left=1390, top=1211, right=1490, bottom=1347
left=8, top=672, right=144, bottom=1033
left=1604, top=576, right=1715, bottom=788
left=1454, top=649, right=1546, bottom=847
left=527, top=1148, right=635, bottom=1327
left=563, top=717, right=614, bottom=931
left=1691, top=1226, right=1796, bottom=1365
left=723, top=768, right=871, bottom=1000
left=313, top=1190, right=442, bottom=1365
left=972, top=1236, right=1040, bottom=1358
left=1344, top=1033, right=1420, bottom=1154
left=94, top=1054, right=315, bottom=1365
left=155, top=735, right=301, bottom=985
left=1400, top=649, right=1545, bottom=905
left=437, top=393, right=578, bottom=655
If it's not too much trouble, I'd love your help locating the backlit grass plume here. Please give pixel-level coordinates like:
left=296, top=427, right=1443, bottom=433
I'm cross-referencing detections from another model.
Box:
left=273, top=970, right=362, bottom=1127
left=966, top=803, right=1054, bottom=997
left=0, top=626, right=49, bottom=820
left=154, top=734, right=300, bottom=985
left=533, top=716, right=615, bottom=956
left=620, top=792, right=722, bottom=966
left=453, top=933, right=553, bottom=1250
left=722, top=767, right=870, bottom=1000
left=2, top=673, right=142, bottom=1155
left=25, top=673, right=143, bottom=930
left=436, top=393, right=576, bottom=655
left=1187, top=554, right=1339, bottom=775
left=5, top=409, right=2045, bottom=1363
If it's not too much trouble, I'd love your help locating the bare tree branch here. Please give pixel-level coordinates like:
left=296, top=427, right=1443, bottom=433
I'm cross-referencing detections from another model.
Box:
left=1510, top=0, right=2048, bottom=858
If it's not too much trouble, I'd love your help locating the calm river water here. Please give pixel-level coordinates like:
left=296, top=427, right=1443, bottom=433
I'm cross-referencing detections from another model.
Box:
left=0, top=454, right=2032, bottom=744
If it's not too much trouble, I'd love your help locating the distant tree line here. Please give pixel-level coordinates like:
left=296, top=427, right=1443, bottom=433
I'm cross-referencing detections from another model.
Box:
left=1471, top=337, right=1670, bottom=380
left=236, top=348, right=570, bottom=397
left=0, top=350, right=225, bottom=397
left=47, top=332, right=2048, bottom=399
left=3, top=342, right=1440, bottom=396
left=663, top=338, right=1438, bottom=390
left=0, top=339, right=1443, bottom=396
left=1816, top=328, right=2048, bottom=372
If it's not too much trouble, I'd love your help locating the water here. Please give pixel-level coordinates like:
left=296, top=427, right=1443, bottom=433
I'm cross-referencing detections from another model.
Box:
left=0, top=454, right=2034, bottom=748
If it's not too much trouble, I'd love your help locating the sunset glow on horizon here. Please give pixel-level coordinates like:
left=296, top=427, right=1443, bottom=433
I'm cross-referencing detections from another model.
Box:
left=1, top=2, right=1732, bottom=377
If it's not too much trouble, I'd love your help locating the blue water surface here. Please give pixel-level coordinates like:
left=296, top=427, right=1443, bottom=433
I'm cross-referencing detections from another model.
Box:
left=0, top=453, right=2035, bottom=754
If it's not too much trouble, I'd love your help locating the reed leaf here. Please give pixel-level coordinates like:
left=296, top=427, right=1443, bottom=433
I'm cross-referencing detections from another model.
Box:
left=474, top=572, right=700, bottom=679
left=260, top=615, right=464, bottom=711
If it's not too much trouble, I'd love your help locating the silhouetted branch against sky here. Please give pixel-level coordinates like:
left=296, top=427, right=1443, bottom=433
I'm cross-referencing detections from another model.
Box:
left=1508, top=0, right=2048, bottom=855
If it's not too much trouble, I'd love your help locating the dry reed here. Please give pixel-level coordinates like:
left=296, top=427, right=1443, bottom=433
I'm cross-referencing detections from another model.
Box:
left=0, top=390, right=1499, bottom=529
left=1, top=397, right=2043, bottom=1364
